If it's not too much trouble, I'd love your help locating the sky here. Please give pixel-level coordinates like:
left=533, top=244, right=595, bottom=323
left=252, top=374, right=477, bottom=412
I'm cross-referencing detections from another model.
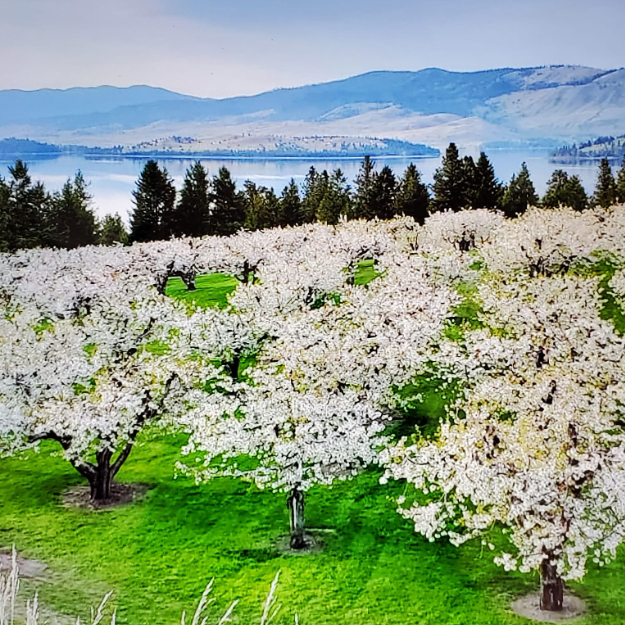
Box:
left=1, top=0, right=624, bottom=98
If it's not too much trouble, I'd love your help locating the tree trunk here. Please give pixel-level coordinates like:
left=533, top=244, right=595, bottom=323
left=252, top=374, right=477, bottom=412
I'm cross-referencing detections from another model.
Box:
left=89, top=449, right=114, bottom=501
left=287, top=486, right=306, bottom=549
left=540, top=560, right=564, bottom=612
left=183, top=275, right=196, bottom=291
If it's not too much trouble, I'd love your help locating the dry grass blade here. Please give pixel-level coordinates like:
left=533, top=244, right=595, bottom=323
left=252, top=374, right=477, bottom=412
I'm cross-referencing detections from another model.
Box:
left=0, top=547, right=19, bottom=625
left=25, top=594, right=38, bottom=625
left=0, top=553, right=283, bottom=625
left=216, top=600, right=239, bottom=625
left=90, top=590, right=113, bottom=625
left=191, top=579, right=215, bottom=625
left=260, top=571, right=281, bottom=625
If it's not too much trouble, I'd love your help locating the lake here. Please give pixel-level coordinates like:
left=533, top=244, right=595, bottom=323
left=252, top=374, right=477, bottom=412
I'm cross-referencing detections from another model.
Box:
left=0, top=150, right=615, bottom=221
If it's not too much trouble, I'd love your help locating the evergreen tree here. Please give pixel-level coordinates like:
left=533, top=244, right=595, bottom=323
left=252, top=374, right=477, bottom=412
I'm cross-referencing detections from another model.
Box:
left=395, top=163, right=430, bottom=224
left=502, top=162, right=539, bottom=218
left=129, top=160, right=176, bottom=243
left=243, top=181, right=264, bottom=231
left=542, top=170, right=588, bottom=212
left=99, top=214, right=129, bottom=246
left=565, top=175, right=590, bottom=212
left=301, top=167, right=327, bottom=224
left=431, top=143, right=469, bottom=212
left=48, top=172, right=99, bottom=249
left=369, top=165, right=397, bottom=220
left=462, top=155, right=477, bottom=207
left=617, top=156, right=625, bottom=204
left=210, top=167, right=245, bottom=236
left=279, top=179, right=302, bottom=227
left=593, top=158, right=617, bottom=209
left=243, top=182, right=281, bottom=231
left=353, top=155, right=377, bottom=219
left=263, top=187, right=281, bottom=229
left=470, top=152, right=502, bottom=209
left=170, top=161, right=211, bottom=237
left=316, top=169, right=351, bottom=225
left=0, top=176, right=10, bottom=253
left=1, top=160, right=50, bottom=251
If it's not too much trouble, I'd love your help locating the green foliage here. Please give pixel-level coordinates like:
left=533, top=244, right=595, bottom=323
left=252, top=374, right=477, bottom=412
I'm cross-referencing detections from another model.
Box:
left=300, top=167, right=352, bottom=225
left=0, top=160, right=51, bottom=252
left=501, top=162, right=539, bottom=218
left=144, top=340, right=171, bottom=355
left=310, top=292, right=342, bottom=310
left=279, top=179, right=302, bottom=227
left=243, top=181, right=281, bottom=231
left=316, top=169, right=351, bottom=225
left=170, top=161, right=212, bottom=237
left=369, top=165, right=398, bottom=220
left=585, top=257, right=625, bottom=334
left=83, top=343, right=98, bottom=358
left=48, top=172, right=99, bottom=249
left=129, top=160, right=176, bottom=243
left=211, top=167, right=246, bottom=236
left=32, top=317, right=54, bottom=334
left=354, top=157, right=421, bottom=222
left=431, top=143, right=470, bottom=212
left=542, top=169, right=588, bottom=212
left=617, top=156, right=625, bottom=204
left=299, top=166, right=324, bottom=224
left=395, top=163, right=430, bottom=224
left=443, top=297, right=485, bottom=341
left=389, top=372, right=464, bottom=442
left=594, top=158, right=618, bottom=209
left=73, top=378, right=96, bottom=395
left=353, top=155, right=377, bottom=220
left=469, top=152, right=503, bottom=210
left=98, top=214, right=128, bottom=246
left=165, top=273, right=238, bottom=309
left=495, top=410, right=517, bottom=423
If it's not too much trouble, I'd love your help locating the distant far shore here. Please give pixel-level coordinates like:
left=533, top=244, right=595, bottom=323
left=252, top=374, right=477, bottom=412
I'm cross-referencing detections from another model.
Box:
left=0, top=137, right=440, bottom=163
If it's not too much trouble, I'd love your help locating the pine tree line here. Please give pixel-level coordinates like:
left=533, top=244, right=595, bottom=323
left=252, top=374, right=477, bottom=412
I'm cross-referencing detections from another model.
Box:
left=0, top=160, right=128, bottom=253
left=3, top=151, right=625, bottom=252
left=127, top=158, right=432, bottom=242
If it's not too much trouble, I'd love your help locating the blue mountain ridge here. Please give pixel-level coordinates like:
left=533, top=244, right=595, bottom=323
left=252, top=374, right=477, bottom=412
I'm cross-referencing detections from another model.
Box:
left=0, top=66, right=615, bottom=131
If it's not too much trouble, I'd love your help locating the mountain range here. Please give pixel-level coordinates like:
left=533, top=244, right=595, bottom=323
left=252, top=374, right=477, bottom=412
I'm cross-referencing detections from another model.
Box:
left=1, top=65, right=624, bottom=153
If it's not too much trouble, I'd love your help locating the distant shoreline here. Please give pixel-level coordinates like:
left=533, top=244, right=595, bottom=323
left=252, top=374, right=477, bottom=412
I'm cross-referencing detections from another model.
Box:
left=0, top=151, right=441, bottom=164
left=550, top=155, right=624, bottom=164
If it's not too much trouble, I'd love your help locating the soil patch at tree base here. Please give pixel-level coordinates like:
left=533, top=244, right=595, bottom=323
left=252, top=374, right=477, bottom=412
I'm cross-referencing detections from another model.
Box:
left=512, top=592, right=586, bottom=623
left=0, top=551, right=48, bottom=579
left=275, top=530, right=324, bottom=555
left=62, top=482, right=152, bottom=510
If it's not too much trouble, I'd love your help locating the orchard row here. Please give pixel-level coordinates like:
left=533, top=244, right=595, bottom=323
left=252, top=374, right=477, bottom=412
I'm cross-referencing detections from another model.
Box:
left=2, top=205, right=625, bottom=613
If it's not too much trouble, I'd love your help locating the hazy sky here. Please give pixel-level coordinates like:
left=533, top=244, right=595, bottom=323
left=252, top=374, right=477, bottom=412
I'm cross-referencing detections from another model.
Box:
left=1, top=0, right=624, bottom=98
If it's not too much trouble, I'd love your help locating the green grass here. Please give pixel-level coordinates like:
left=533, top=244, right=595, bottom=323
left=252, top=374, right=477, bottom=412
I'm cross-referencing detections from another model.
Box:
left=2, top=438, right=625, bottom=624
left=165, top=273, right=239, bottom=308
left=572, top=255, right=625, bottom=334
left=163, top=261, right=381, bottom=313
left=352, top=259, right=382, bottom=286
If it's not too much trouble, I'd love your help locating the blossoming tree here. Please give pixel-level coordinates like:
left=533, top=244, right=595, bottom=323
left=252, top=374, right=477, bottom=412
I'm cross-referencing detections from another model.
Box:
left=383, top=269, right=625, bottom=611
left=180, top=245, right=458, bottom=548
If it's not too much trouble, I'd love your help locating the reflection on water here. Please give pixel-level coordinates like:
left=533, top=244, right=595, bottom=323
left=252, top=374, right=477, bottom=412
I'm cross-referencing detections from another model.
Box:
left=0, top=151, right=614, bottom=221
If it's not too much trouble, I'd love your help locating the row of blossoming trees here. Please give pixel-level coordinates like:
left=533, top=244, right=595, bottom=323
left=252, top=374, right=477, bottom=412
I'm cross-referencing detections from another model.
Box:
left=3, top=205, right=625, bottom=613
